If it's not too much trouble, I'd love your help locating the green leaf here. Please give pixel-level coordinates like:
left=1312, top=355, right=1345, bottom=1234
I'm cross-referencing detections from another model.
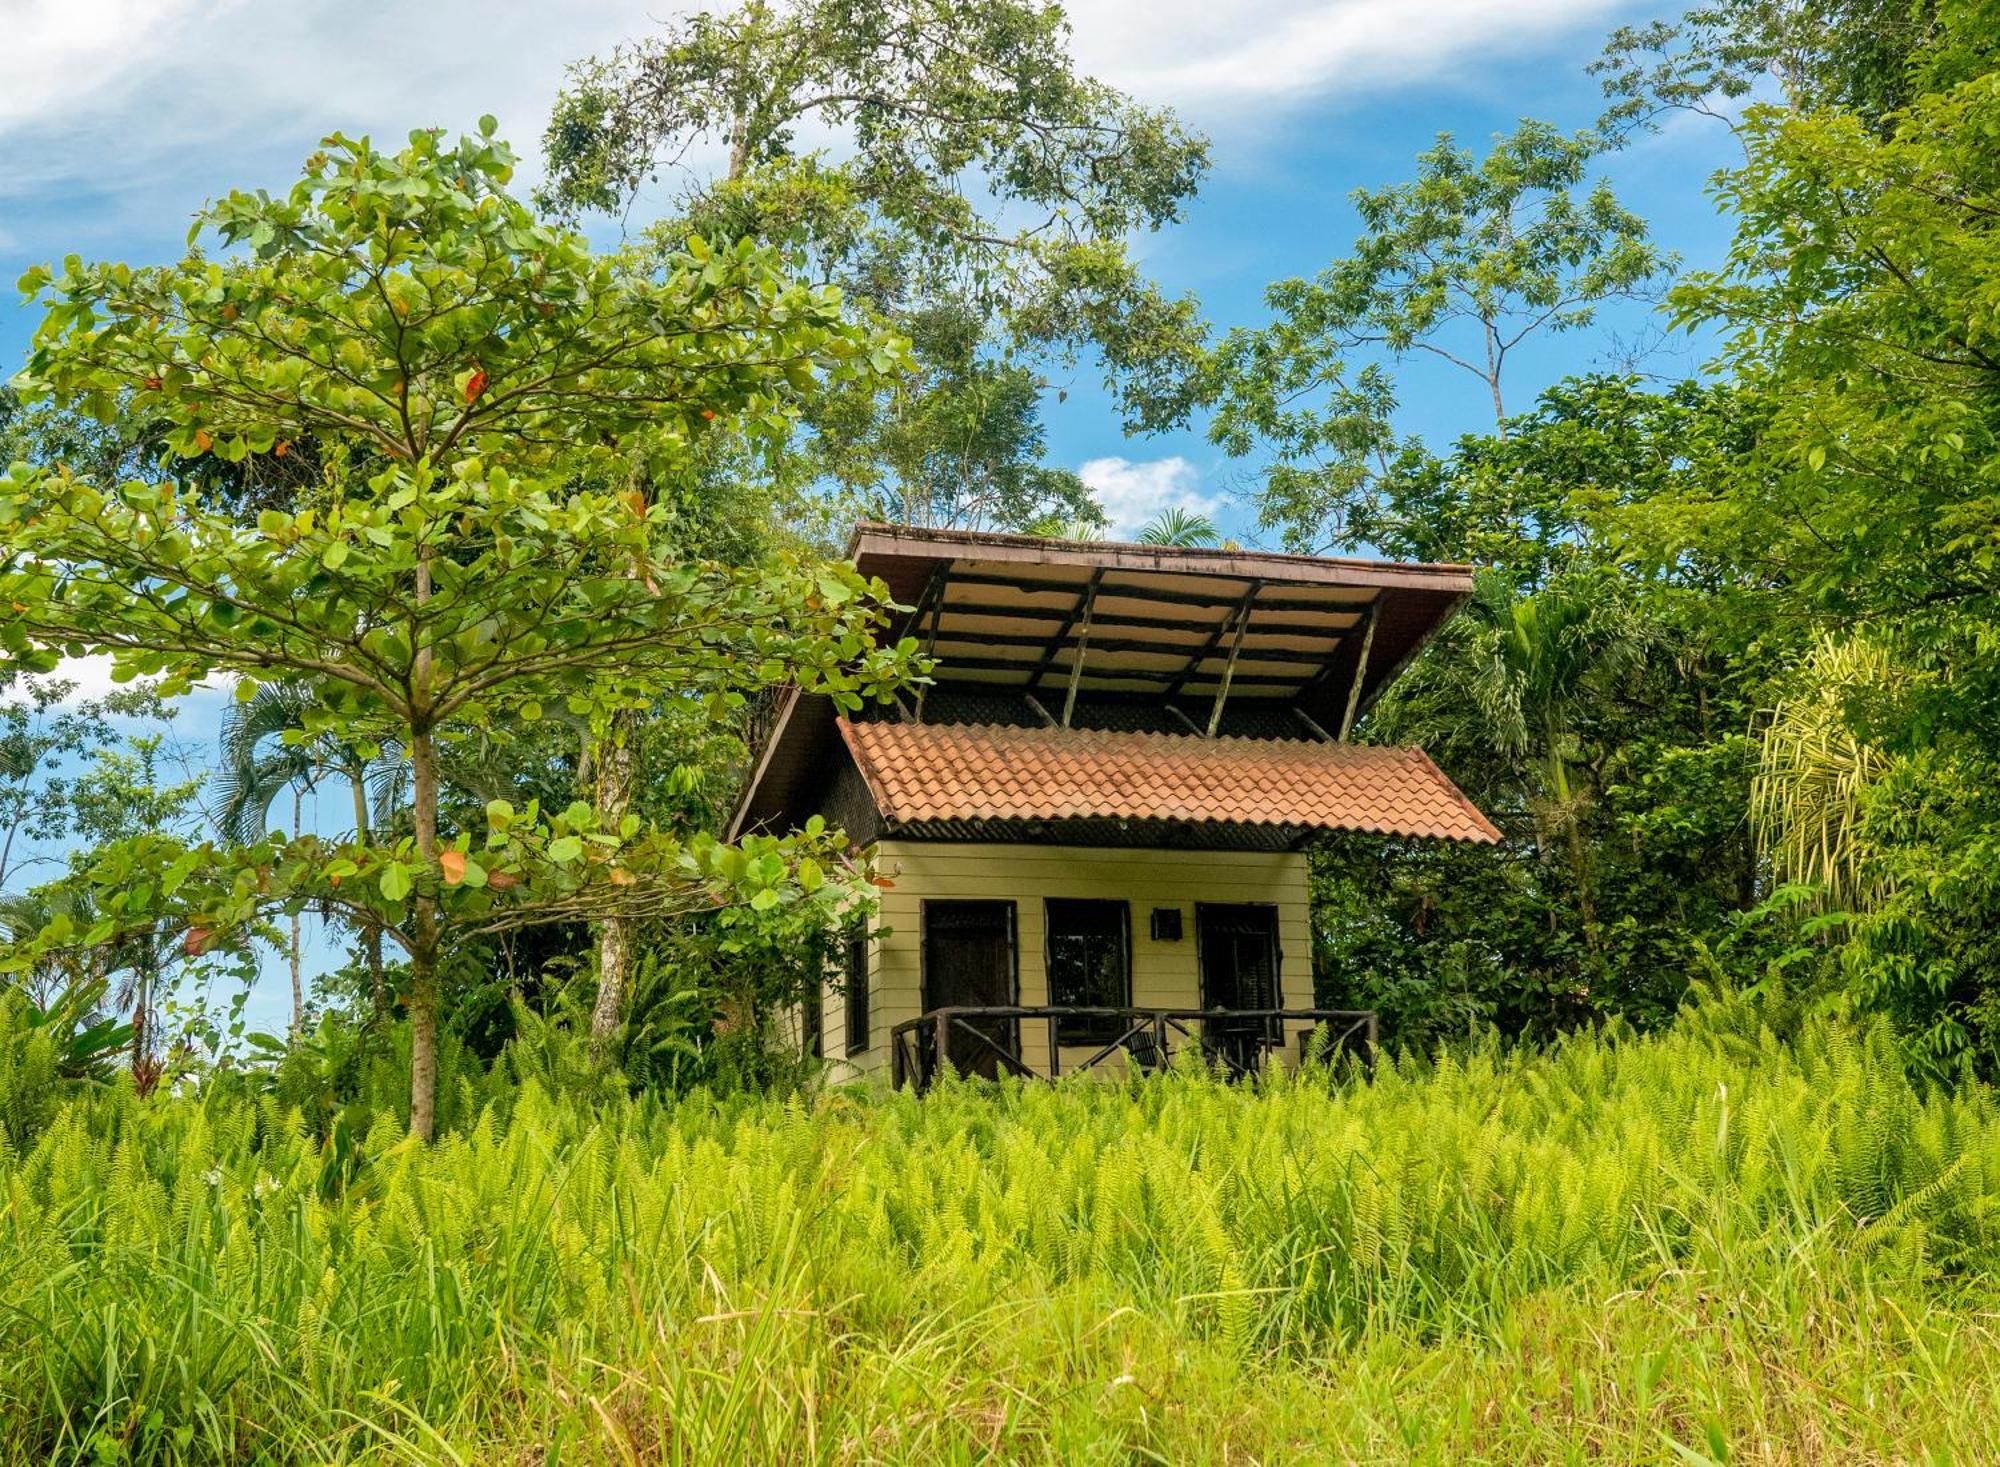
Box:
left=548, top=836, right=583, bottom=864
left=378, top=862, right=412, bottom=902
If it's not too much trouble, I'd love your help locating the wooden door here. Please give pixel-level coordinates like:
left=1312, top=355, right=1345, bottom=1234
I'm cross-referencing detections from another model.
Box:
left=1197, top=903, right=1281, bottom=1073
left=921, top=900, right=1018, bottom=1079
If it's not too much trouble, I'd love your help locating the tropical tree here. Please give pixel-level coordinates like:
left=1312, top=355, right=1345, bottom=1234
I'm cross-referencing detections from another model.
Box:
left=1661, top=2, right=2000, bottom=1066
left=1206, top=122, right=1672, bottom=551
left=216, top=681, right=412, bottom=1028
left=4, top=126, right=922, bottom=1137
left=1594, top=0, right=1942, bottom=137
left=542, top=0, right=1210, bottom=527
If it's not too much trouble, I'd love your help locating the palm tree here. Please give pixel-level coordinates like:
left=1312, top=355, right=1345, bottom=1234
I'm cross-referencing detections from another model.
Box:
left=1136, top=507, right=1220, bottom=547
left=216, top=682, right=401, bottom=1027
left=1417, top=572, right=1656, bottom=941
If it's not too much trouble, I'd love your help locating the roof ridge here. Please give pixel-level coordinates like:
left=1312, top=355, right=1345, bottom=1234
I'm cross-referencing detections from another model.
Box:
left=837, top=717, right=1425, bottom=754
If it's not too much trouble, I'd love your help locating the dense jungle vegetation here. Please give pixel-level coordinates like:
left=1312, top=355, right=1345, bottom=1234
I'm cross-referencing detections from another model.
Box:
left=6, top=0, right=2000, bottom=1459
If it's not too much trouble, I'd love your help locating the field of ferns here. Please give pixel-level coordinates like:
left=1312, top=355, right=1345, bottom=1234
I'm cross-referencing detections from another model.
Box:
left=6, top=995, right=2000, bottom=1463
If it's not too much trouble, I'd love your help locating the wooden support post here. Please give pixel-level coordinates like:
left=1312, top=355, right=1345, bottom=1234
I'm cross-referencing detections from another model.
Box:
left=1023, top=693, right=1059, bottom=728
left=1165, top=703, right=1204, bottom=736
left=1165, top=579, right=1263, bottom=701
left=1205, top=599, right=1254, bottom=738
left=1061, top=574, right=1100, bottom=729
left=1337, top=597, right=1381, bottom=741
left=910, top=565, right=950, bottom=723
left=1292, top=707, right=1335, bottom=743
left=1026, top=567, right=1103, bottom=693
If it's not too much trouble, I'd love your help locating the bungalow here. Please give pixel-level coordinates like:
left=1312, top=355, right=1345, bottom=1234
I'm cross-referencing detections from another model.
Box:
left=731, top=524, right=1499, bottom=1085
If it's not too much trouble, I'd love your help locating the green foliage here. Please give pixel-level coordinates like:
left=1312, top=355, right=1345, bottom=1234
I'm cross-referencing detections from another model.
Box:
left=19, top=125, right=901, bottom=475
left=1135, top=505, right=1220, bottom=547
left=1654, top=3, right=2000, bottom=1070
left=3, top=1007, right=2000, bottom=1459
left=542, top=0, right=1208, bottom=434
left=1, top=678, right=181, bottom=893
left=541, top=0, right=1210, bottom=533
left=0, top=982, right=129, bottom=1146
left=1309, top=380, right=1779, bottom=1045
left=3, top=127, right=927, bottom=1135
left=1594, top=0, right=1942, bottom=135
left=1208, top=126, right=1673, bottom=552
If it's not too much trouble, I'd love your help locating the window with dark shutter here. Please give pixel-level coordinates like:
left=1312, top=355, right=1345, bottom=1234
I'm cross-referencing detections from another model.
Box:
left=844, top=931, right=870, bottom=1055
left=1045, top=899, right=1131, bottom=1046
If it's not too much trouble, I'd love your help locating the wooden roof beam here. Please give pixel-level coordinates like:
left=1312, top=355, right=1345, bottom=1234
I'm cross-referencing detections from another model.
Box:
left=940, top=570, right=1366, bottom=615
left=1165, top=580, right=1262, bottom=701
left=1025, top=566, right=1103, bottom=694
left=1337, top=597, right=1382, bottom=741
left=908, top=563, right=951, bottom=723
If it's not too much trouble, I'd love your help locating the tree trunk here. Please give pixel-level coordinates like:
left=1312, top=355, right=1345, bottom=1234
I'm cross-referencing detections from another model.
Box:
left=407, top=549, right=443, bottom=1142
left=130, top=964, right=149, bottom=1079
left=289, top=788, right=305, bottom=1035
left=349, top=764, right=389, bottom=1016
left=1546, top=745, right=1601, bottom=951
left=589, top=707, right=639, bottom=1061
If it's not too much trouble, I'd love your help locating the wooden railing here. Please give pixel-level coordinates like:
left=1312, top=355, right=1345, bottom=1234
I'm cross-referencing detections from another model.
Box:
left=888, top=1006, right=1377, bottom=1091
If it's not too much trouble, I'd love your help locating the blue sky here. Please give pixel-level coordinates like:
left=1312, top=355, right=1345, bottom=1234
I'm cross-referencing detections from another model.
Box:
left=1, top=0, right=1744, bottom=1027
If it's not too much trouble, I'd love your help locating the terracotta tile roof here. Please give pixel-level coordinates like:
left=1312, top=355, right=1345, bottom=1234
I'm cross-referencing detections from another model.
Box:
left=836, top=720, right=1501, bottom=844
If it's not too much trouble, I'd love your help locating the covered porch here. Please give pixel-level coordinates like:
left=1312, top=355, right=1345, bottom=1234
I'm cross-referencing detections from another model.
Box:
left=890, top=1004, right=1378, bottom=1090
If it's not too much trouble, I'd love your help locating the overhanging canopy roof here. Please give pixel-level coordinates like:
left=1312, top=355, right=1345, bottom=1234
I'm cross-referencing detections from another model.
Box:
left=732, top=524, right=1482, bottom=841
left=849, top=523, right=1474, bottom=716
left=838, top=720, right=1500, bottom=844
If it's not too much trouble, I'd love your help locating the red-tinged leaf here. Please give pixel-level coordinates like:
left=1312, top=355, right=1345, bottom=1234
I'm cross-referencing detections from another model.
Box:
left=221, top=303, right=238, bottom=322
left=193, top=429, right=213, bottom=454
left=700, top=409, right=716, bottom=421
left=622, top=487, right=646, bottom=517
left=609, top=867, right=636, bottom=886
left=440, top=849, right=467, bottom=886
left=464, top=365, right=488, bottom=403
left=142, top=375, right=163, bottom=390
left=184, top=926, right=213, bottom=956
left=274, top=440, right=291, bottom=458
left=487, top=869, right=519, bottom=890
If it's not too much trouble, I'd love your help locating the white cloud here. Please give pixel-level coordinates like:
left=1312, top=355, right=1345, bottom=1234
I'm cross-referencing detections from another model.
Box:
left=0, top=1, right=673, bottom=219
left=1, top=655, right=126, bottom=706
left=1064, top=0, right=1624, bottom=114
left=0, top=0, right=211, bottom=131
left=0, top=0, right=1628, bottom=218
left=1078, top=454, right=1226, bottom=539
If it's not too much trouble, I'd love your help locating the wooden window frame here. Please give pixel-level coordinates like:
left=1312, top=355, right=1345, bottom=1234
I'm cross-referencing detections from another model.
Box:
left=1043, top=898, right=1133, bottom=1047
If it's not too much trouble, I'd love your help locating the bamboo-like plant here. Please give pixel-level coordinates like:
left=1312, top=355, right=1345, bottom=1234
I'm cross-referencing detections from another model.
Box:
left=1750, top=632, right=1904, bottom=911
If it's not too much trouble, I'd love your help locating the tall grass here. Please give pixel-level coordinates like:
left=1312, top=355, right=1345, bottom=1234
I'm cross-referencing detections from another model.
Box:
left=4, top=1003, right=2000, bottom=1461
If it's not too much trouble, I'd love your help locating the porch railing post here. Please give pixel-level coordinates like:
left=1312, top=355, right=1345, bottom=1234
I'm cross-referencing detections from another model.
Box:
left=1049, top=1014, right=1061, bottom=1078
left=933, top=1010, right=951, bottom=1084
